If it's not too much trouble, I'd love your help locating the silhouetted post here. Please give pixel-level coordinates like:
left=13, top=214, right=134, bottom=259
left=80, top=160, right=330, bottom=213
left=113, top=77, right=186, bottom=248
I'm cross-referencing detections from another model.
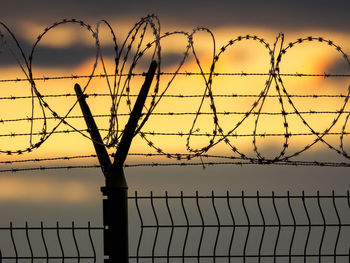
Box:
left=101, top=173, right=128, bottom=263
left=75, top=60, right=157, bottom=263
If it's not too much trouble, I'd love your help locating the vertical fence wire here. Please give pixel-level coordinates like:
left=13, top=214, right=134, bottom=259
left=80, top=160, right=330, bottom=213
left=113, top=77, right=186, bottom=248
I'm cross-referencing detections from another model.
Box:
left=9, top=222, right=17, bottom=263
left=333, top=190, right=341, bottom=263
left=257, top=191, right=265, bottom=263
left=41, top=222, right=49, bottom=263
left=287, top=191, right=296, bottom=263
left=165, top=191, right=174, bottom=263
left=87, top=222, right=97, bottom=263
left=302, top=192, right=311, bottom=263
left=151, top=191, right=159, bottom=263
left=72, top=222, right=80, bottom=263
left=211, top=191, right=220, bottom=263
left=272, top=192, right=281, bottom=263
left=181, top=191, right=189, bottom=263
left=226, top=191, right=235, bottom=263
left=25, top=222, right=33, bottom=263
left=242, top=191, right=250, bottom=263
left=56, top=222, right=65, bottom=262
left=317, top=191, right=326, bottom=263
left=135, top=191, right=144, bottom=263
left=196, top=191, right=204, bottom=263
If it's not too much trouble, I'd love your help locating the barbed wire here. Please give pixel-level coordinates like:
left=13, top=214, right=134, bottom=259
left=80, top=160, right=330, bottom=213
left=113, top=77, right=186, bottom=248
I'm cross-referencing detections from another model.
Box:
left=0, top=127, right=348, bottom=139
left=0, top=152, right=349, bottom=166
left=0, top=72, right=349, bottom=83
left=0, top=15, right=349, bottom=168
left=0, top=92, right=349, bottom=101
left=2, top=110, right=350, bottom=124
left=1, top=159, right=350, bottom=173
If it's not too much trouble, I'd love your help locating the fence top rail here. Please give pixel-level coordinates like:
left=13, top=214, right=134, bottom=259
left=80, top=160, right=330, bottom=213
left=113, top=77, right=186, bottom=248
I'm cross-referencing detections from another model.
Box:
left=129, top=190, right=350, bottom=200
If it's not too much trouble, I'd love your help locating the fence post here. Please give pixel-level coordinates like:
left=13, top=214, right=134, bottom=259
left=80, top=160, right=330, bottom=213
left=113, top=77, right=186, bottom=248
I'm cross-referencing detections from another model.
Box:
left=101, top=168, right=128, bottom=263
left=75, top=84, right=128, bottom=263
left=101, top=60, right=156, bottom=262
left=75, top=60, right=157, bottom=263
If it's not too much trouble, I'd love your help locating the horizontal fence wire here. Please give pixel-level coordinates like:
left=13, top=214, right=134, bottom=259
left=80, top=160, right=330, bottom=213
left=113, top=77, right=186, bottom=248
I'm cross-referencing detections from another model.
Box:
left=129, top=191, right=350, bottom=263
left=1, top=128, right=350, bottom=139
left=1, top=153, right=350, bottom=167
left=2, top=110, right=350, bottom=124
left=0, top=72, right=350, bottom=82
left=0, top=72, right=349, bottom=84
left=1, top=160, right=350, bottom=174
left=1, top=191, right=349, bottom=262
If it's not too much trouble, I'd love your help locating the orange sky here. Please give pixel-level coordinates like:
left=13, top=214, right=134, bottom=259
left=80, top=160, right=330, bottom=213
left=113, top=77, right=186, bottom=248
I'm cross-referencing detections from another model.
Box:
left=0, top=18, right=349, bottom=203
left=1, top=22, right=349, bottom=158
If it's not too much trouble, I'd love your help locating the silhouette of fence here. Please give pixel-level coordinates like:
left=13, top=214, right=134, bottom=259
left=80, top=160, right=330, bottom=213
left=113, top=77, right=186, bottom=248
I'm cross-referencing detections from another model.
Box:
left=1, top=191, right=349, bottom=262
left=0, top=222, right=102, bottom=262
left=131, top=191, right=350, bottom=263
left=0, top=14, right=350, bottom=263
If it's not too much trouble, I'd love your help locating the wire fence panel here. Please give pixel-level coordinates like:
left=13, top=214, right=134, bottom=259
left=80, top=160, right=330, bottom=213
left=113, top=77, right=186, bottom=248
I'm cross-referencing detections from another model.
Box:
left=0, top=191, right=349, bottom=263
left=0, top=222, right=103, bottom=263
left=129, top=191, right=350, bottom=263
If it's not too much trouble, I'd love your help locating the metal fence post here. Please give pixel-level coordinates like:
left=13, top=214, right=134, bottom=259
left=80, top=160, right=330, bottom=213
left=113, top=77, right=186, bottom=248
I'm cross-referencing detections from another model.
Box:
left=75, top=60, right=157, bottom=263
left=101, top=169, right=128, bottom=263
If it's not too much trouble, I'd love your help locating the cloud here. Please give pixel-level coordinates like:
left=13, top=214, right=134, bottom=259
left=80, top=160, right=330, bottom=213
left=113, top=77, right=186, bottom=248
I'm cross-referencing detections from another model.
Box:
left=0, top=0, right=349, bottom=69
left=0, top=0, right=349, bottom=33
left=0, top=176, right=97, bottom=203
left=327, top=56, right=350, bottom=75
left=0, top=30, right=190, bottom=69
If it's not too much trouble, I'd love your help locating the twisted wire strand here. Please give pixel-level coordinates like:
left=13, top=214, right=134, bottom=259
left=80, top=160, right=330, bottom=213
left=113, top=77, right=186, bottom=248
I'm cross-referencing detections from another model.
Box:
left=0, top=72, right=349, bottom=84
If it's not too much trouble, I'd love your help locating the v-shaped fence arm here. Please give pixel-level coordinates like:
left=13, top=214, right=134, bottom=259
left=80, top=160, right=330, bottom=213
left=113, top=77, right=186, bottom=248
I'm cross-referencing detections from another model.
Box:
left=74, top=60, right=157, bottom=187
left=74, top=60, right=157, bottom=263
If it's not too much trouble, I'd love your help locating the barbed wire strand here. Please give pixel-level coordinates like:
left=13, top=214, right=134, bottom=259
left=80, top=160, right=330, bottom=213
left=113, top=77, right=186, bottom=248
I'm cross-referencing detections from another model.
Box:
left=2, top=110, right=350, bottom=124
left=0, top=72, right=349, bottom=84
left=0, top=128, right=348, bottom=139
left=1, top=159, right=350, bottom=174
left=1, top=92, right=349, bottom=101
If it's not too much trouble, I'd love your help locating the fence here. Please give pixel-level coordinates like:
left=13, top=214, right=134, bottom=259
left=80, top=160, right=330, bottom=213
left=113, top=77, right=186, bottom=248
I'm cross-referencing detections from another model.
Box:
left=0, top=14, right=350, bottom=263
left=1, top=191, right=349, bottom=262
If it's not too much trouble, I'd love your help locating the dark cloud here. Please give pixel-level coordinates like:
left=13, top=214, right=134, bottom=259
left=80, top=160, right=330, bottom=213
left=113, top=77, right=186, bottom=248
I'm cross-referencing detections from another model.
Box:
left=0, top=0, right=349, bottom=68
left=327, top=57, right=350, bottom=75
left=0, top=31, right=189, bottom=68
left=0, top=37, right=98, bottom=68
left=0, top=0, right=349, bottom=33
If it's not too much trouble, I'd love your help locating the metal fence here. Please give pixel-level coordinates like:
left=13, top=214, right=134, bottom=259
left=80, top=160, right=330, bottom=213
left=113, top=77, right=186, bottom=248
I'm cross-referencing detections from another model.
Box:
left=1, top=191, right=349, bottom=263
left=0, top=222, right=103, bottom=262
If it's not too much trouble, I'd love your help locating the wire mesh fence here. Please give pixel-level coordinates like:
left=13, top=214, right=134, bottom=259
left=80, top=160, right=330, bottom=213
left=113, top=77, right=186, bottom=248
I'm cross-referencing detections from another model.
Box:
left=0, top=222, right=103, bottom=262
left=1, top=191, right=349, bottom=263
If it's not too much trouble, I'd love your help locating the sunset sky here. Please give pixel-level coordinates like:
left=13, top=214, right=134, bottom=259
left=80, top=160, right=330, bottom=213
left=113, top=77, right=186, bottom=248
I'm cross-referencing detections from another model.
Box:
left=0, top=0, right=349, bottom=222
